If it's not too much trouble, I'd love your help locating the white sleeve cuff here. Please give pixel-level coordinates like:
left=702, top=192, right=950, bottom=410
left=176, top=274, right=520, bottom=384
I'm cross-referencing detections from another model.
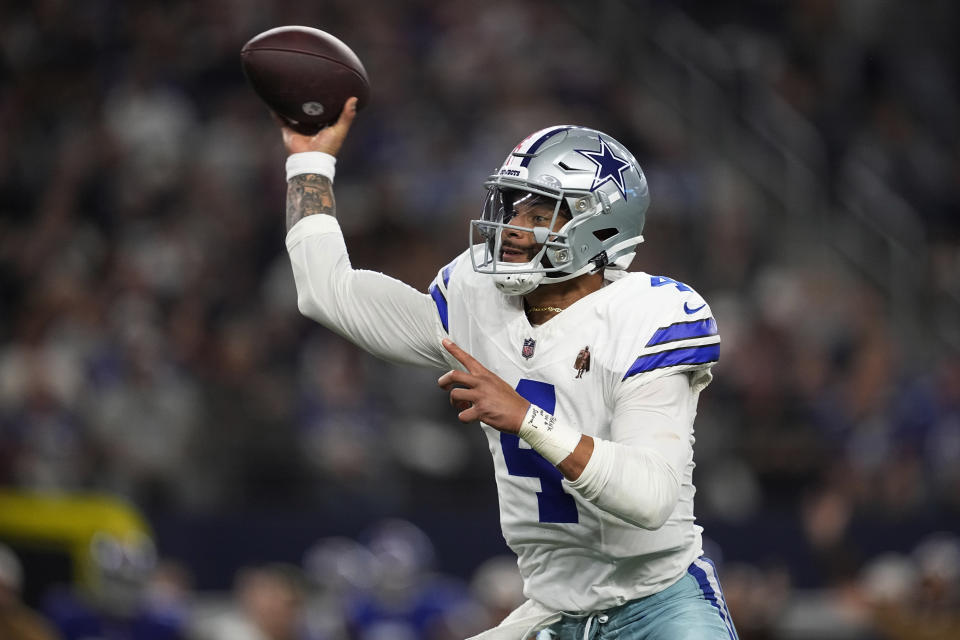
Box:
left=286, top=152, right=336, bottom=182
left=285, top=214, right=341, bottom=251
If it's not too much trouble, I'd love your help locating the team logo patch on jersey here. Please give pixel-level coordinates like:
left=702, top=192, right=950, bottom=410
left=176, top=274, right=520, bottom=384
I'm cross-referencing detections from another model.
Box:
left=574, top=346, right=591, bottom=378
left=522, top=338, right=536, bottom=359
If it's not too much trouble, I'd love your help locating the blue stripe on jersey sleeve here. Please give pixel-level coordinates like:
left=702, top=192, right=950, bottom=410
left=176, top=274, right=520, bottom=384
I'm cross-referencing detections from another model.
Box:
left=428, top=283, right=449, bottom=332
left=623, top=344, right=720, bottom=380
left=646, top=318, right=718, bottom=347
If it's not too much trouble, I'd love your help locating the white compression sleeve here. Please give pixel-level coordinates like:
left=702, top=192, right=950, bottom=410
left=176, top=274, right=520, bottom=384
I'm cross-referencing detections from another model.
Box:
left=286, top=216, right=450, bottom=369
left=564, top=373, right=696, bottom=530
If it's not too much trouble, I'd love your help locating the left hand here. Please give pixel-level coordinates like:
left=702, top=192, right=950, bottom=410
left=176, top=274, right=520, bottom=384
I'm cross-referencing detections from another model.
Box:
left=437, top=339, right=529, bottom=434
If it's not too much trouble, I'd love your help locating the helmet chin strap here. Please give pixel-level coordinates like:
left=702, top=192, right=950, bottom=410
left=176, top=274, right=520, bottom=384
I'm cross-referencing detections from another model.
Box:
left=539, top=261, right=596, bottom=285
left=488, top=236, right=645, bottom=295
left=492, top=261, right=545, bottom=295
left=539, top=235, right=645, bottom=285
left=492, top=258, right=590, bottom=295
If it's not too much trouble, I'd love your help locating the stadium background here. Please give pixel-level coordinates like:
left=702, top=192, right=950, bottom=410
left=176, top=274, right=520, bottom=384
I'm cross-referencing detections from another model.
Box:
left=1, top=0, right=958, bottom=638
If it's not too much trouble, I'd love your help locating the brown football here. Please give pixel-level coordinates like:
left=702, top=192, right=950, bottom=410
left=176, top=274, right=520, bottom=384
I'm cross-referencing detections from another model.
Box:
left=241, top=26, right=370, bottom=134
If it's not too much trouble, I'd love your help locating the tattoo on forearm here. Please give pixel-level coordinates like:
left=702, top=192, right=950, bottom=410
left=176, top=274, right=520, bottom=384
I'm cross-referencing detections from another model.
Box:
left=286, top=174, right=336, bottom=231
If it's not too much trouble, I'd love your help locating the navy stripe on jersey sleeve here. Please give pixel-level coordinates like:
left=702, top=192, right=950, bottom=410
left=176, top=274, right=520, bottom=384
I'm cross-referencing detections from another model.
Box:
left=646, top=318, right=718, bottom=347
left=623, top=344, right=720, bottom=380
left=429, top=284, right=449, bottom=332
left=429, top=256, right=459, bottom=333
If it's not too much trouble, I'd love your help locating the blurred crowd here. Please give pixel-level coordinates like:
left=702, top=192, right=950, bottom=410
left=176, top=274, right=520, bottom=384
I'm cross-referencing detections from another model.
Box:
left=1, top=0, right=959, bottom=638
left=0, top=518, right=528, bottom=640
left=3, top=519, right=959, bottom=640
left=3, top=519, right=960, bottom=640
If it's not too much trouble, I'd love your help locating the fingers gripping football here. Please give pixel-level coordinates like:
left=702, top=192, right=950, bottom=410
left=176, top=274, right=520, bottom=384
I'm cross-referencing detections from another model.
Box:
left=438, top=339, right=529, bottom=434
left=280, top=96, right=359, bottom=156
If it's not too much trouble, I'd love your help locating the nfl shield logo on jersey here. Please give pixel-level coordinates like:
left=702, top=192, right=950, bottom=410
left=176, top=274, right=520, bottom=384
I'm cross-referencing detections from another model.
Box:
left=521, top=338, right=536, bottom=359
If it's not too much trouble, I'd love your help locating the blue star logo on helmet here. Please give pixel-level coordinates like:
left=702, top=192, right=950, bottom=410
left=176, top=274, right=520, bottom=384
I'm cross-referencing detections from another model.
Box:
left=575, top=137, right=632, bottom=199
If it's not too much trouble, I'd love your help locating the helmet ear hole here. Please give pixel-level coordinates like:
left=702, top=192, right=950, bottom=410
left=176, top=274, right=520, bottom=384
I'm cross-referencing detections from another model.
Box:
left=592, top=228, right=618, bottom=242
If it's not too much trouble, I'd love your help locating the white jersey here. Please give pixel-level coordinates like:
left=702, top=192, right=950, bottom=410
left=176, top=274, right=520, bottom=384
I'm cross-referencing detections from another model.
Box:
left=286, top=216, right=721, bottom=614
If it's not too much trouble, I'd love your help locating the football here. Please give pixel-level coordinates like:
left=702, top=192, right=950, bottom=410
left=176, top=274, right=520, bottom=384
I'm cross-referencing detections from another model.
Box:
left=240, top=26, right=370, bottom=134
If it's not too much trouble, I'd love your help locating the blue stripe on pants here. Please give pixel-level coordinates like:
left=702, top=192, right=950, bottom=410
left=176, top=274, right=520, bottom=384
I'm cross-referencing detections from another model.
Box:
left=544, top=556, right=738, bottom=639
left=687, top=558, right=738, bottom=639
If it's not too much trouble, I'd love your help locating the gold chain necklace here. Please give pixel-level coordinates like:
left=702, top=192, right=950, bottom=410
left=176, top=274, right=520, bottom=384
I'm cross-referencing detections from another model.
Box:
left=527, top=305, right=564, bottom=313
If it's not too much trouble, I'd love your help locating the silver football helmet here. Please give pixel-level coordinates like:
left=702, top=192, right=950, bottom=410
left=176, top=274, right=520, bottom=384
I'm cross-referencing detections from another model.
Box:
left=471, top=125, right=650, bottom=295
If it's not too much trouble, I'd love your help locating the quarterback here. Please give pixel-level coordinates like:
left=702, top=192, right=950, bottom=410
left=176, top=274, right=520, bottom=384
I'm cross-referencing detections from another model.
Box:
left=280, top=98, right=737, bottom=640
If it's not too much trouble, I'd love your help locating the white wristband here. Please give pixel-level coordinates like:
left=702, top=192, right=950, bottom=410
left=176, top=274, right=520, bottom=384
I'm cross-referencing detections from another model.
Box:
left=286, top=152, right=336, bottom=182
left=517, top=404, right=582, bottom=466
